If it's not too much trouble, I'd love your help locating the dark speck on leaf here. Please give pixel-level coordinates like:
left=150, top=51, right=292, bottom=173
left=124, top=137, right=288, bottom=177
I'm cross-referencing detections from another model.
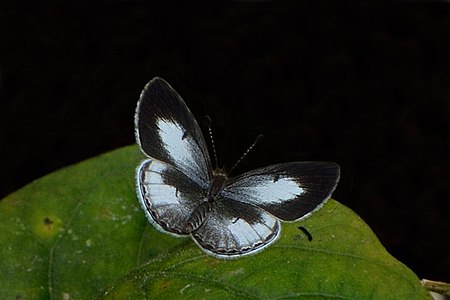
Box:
left=298, top=226, right=313, bottom=241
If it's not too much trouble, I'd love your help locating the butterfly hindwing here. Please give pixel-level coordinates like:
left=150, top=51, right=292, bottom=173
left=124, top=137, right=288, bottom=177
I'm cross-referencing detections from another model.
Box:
left=135, top=77, right=212, bottom=188
left=222, top=162, right=340, bottom=221
left=192, top=198, right=280, bottom=257
left=137, top=159, right=207, bottom=235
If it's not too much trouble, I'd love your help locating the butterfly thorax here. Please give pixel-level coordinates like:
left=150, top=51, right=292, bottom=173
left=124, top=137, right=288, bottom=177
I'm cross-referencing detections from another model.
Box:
left=209, top=169, right=228, bottom=200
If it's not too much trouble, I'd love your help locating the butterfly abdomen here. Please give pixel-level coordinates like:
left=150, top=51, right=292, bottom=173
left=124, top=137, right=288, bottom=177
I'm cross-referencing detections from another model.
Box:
left=185, top=201, right=213, bottom=233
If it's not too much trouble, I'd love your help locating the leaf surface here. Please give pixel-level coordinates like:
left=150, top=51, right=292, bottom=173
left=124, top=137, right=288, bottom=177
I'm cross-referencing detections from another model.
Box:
left=0, top=146, right=430, bottom=299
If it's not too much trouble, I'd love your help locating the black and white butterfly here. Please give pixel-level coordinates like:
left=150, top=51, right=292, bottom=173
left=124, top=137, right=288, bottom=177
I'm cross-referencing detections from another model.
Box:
left=135, top=77, right=340, bottom=258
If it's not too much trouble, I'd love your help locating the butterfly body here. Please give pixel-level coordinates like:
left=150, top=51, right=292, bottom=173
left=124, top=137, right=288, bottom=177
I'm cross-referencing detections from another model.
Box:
left=186, top=172, right=229, bottom=233
left=135, top=77, right=340, bottom=258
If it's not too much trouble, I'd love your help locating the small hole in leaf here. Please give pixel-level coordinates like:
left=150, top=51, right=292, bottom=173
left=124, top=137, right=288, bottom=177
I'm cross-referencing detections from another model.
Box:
left=44, top=217, right=53, bottom=225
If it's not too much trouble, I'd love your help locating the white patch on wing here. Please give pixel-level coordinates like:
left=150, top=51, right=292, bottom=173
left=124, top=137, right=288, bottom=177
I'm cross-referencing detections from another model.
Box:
left=139, top=160, right=181, bottom=207
left=156, top=118, right=209, bottom=187
left=157, top=119, right=190, bottom=164
left=142, top=167, right=165, bottom=185
left=224, top=175, right=304, bottom=205
left=226, top=215, right=275, bottom=245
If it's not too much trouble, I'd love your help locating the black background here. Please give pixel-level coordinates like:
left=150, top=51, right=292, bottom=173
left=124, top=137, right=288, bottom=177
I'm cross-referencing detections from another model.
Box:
left=1, top=2, right=449, bottom=282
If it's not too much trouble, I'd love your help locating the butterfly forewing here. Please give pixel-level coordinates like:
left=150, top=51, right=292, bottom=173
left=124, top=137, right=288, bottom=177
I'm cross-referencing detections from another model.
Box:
left=192, top=198, right=280, bottom=257
left=135, top=78, right=212, bottom=188
left=222, top=162, right=340, bottom=221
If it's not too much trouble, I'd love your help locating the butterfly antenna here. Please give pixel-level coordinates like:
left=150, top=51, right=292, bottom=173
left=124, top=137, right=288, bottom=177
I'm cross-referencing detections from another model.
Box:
left=205, top=115, right=220, bottom=169
left=229, top=134, right=264, bottom=174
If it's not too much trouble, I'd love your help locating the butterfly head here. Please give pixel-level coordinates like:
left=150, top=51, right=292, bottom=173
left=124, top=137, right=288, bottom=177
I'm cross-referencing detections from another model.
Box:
left=212, top=167, right=228, bottom=178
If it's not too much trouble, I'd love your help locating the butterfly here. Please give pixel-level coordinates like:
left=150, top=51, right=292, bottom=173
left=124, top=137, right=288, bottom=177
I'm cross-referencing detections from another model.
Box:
left=135, top=77, right=340, bottom=258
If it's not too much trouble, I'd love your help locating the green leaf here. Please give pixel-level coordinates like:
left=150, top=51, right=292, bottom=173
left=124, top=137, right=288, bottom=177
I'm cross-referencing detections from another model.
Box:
left=0, top=146, right=430, bottom=299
